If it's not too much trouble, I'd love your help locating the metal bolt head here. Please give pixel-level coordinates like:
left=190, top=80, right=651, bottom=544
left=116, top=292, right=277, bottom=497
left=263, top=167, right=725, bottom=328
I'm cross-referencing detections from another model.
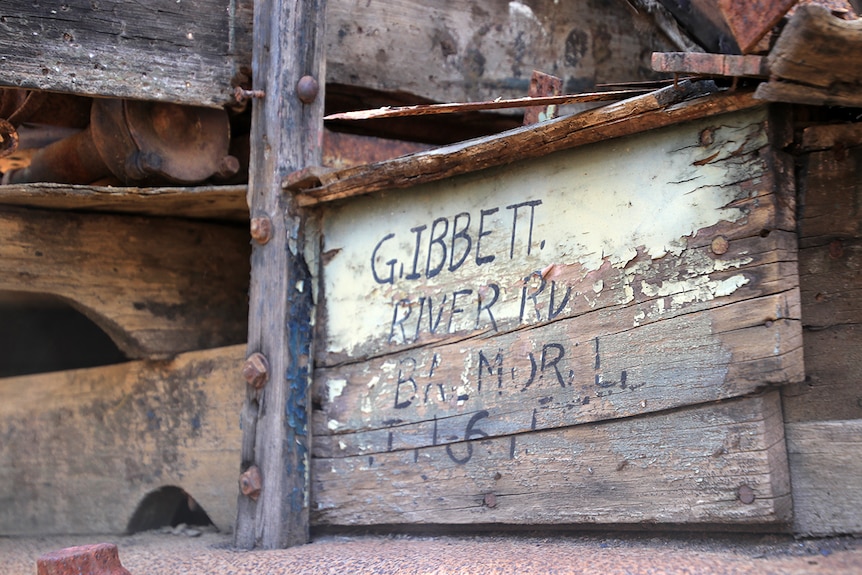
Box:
left=483, top=493, right=498, bottom=508
left=737, top=484, right=755, bottom=504
left=216, top=155, right=240, bottom=179
left=296, top=75, right=320, bottom=104
left=711, top=235, right=729, bottom=255
left=240, top=465, right=262, bottom=500
left=37, top=543, right=131, bottom=575
left=250, top=217, right=272, bottom=245
left=242, top=352, right=270, bottom=388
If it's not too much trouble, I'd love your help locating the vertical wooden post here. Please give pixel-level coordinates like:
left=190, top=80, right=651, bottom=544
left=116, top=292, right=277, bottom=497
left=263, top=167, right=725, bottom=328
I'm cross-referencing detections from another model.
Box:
left=234, top=0, right=325, bottom=549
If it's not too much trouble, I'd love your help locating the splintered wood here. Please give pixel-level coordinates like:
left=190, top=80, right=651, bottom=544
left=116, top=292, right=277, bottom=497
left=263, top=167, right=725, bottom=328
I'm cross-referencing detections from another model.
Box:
left=309, top=106, right=801, bottom=527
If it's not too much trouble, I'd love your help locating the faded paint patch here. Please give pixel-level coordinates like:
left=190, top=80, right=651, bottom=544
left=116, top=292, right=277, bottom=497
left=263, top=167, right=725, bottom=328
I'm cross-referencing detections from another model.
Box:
left=321, top=109, right=769, bottom=357
left=326, top=378, right=348, bottom=404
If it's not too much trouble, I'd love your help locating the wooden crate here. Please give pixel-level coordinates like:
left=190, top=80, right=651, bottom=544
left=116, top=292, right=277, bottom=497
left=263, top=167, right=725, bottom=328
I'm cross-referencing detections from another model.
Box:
left=307, top=100, right=802, bottom=528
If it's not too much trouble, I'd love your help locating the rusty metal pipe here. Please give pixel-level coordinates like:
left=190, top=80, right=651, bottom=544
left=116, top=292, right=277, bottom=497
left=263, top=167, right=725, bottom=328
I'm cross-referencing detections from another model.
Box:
left=2, top=125, right=111, bottom=185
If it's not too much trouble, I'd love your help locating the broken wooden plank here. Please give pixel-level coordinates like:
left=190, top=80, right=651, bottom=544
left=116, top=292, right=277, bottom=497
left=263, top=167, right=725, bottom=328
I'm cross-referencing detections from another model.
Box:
left=651, top=52, right=769, bottom=77
left=323, top=90, right=652, bottom=121
left=0, top=206, right=249, bottom=358
left=718, top=0, right=798, bottom=54
left=296, top=83, right=762, bottom=206
left=0, top=344, right=245, bottom=536
left=312, top=392, right=792, bottom=528
left=233, top=0, right=325, bottom=550
left=755, top=4, right=862, bottom=107
left=786, top=419, right=862, bottom=535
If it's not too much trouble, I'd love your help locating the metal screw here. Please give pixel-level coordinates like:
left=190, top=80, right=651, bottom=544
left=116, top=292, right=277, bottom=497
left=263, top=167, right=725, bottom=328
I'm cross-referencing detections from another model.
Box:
left=483, top=493, right=498, bottom=508
left=37, top=543, right=132, bottom=575
left=296, top=75, right=320, bottom=104
left=737, top=484, right=755, bottom=504
left=242, top=352, right=270, bottom=388
left=240, top=465, right=262, bottom=501
left=250, top=217, right=272, bottom=245
left=711, top=235, right=729, bottom=255
left=234, top=87, right=266, bottom=103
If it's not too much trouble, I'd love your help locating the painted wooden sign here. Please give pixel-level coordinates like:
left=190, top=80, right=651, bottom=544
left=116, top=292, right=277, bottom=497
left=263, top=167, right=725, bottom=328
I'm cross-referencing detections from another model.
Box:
left=311, top=106, right=801, bottom=527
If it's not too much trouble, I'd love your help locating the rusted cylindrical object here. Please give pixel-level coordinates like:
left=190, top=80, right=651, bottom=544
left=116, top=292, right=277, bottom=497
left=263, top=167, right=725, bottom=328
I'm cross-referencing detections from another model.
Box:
left=36, top=543, right=131, bottom=575
left=3, top=126, right=112, bottom=185
left=240, top=465, right=263, bottom=500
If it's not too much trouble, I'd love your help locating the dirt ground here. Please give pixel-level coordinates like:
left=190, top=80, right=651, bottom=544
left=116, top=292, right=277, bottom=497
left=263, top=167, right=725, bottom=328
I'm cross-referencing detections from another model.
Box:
left=3, top=529, right=862, bottom=575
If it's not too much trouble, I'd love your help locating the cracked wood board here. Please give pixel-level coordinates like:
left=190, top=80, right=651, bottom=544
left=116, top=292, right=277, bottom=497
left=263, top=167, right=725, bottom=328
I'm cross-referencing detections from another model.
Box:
left=0, top=345, right=245, bottom=536
left=310, top=105, right=801, bottom=526
left=313, top=392, right=792, bottom=527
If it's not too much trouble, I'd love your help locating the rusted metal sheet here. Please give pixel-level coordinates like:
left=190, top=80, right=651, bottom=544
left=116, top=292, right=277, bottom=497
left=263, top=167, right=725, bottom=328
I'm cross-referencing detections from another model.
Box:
left=718, top=0, right=798, bottom=54
left=308, top=105, right=801, bottom=527
left=523, top=70, right=563, bottom=125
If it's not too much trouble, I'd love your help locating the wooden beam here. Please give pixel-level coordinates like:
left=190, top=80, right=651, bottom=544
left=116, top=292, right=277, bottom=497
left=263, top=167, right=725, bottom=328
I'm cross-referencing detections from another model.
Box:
left=0, top=345, right=245, bottom=536
left=0, top=206, right=249, bottom=358
left=755, top=4, right=862, bottom=107
left=651, top=52, right=769, bottom=78
left=294, top=83, right=763, bottom=206
left=233, top=0, right=326, bottom=549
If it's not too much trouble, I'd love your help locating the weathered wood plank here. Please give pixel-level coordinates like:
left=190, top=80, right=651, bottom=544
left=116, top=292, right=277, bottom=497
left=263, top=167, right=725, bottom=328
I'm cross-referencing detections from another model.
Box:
left=234, top=0, right=325, bottom=550
left=316, top=106, right=788, bottom=361
left=0, top=0, right=674, bottom=107
left=314, top=290, right=802, bottom=458
left=0, top=0, right=254, bottom=107
left=786, top=420, right=862, bottom=535
left=0, top=206, right=249, bottom=358
left=797, top=146, right=862, bottom=245
left=0, top=184, right=249, bottom=222
left=297, top=84, right=762, bottom=206
left=651, top=52, right=769, bottom=77
left=0, top=345, right=245, bottom=536
left=312, top=392, right=792, bottom=527
left=755, top=5, right=862, bottom=107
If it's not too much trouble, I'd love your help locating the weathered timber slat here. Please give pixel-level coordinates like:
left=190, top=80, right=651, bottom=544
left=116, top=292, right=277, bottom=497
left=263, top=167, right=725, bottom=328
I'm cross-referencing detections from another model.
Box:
left=0, top=0, right=254, bottom=107
left=295, top=84, right=761, bottom=206
left=0, top=345, right=245, bottom=536
left=0, top=0, right=674, bottom=106
left=0, top=206, right=249, bottom=358
left=797, top=146, right=862, bottom=246
left=755, top=5, right=862, bottom=107
left=651, top=52, right=769, bottom=77
left=312, top=392, right=791, bottom=527
left=0, top=183, right=249, bottom=222
left=786, top=420, right=862, bottom=536
left=234, top=0, right=325, bottom=550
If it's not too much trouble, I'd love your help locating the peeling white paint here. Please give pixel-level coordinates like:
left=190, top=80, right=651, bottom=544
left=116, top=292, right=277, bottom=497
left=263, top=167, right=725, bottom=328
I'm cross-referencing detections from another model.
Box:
left=327, top=419, right=340, bottom=431
left=321, top=109, right=769, bottom=356
left=326, top=378, right=347, bottom=404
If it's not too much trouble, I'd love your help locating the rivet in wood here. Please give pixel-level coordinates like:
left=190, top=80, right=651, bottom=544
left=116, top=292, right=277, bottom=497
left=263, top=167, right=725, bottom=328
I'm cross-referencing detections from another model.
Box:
left=37, top=543, right=132, bottom=575
left=242, top=352, right=270, bottom=389
left=296, top=75, right=320, bottom=104
left=239, top=465, right=262, bottom=501
left=483, top=493, right=498, bottom=508
left=711, top=235, right=729, bottom=255
left=250, top=217, right=272, bottom=245
left=737, top=484, right=755, bottom=504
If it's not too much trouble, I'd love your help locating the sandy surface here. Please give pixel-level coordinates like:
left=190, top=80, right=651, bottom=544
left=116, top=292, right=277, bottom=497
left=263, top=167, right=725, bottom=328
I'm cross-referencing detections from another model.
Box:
left=3, top=530, right=861, bottom=575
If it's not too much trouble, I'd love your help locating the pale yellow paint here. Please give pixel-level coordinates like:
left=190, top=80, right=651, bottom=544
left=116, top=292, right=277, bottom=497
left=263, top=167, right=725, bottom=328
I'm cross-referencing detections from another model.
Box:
left=322, top=108, right=768, bottom=356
